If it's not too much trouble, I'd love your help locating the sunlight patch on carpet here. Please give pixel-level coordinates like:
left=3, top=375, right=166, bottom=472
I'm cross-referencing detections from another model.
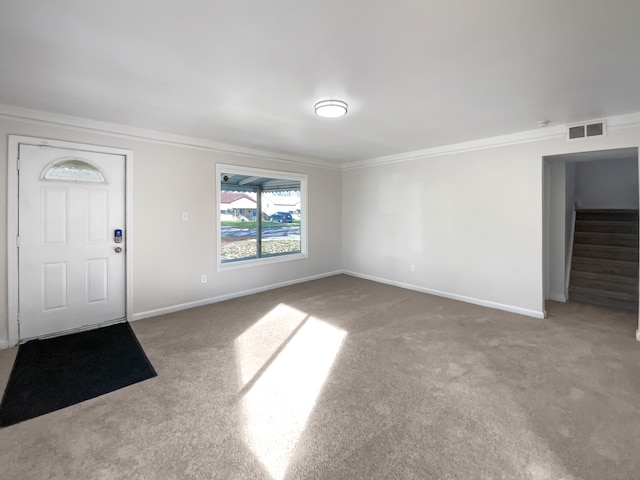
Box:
left=238, top=315, right=346, bottom=480
left=234, top=303, right=308, bottom=389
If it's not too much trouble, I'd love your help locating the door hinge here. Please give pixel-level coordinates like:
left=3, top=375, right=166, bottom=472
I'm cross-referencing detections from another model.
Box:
left=16, top=235, right=19, bottom=248
left=16, top=158, right=20, bottom=171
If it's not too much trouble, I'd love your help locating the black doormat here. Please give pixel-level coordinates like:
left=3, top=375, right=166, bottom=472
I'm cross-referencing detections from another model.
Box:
left=0, top=322, right=157, bottom=427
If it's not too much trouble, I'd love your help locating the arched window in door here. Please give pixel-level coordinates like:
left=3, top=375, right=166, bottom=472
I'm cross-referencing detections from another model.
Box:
left=41, top=158, right=106, bottom=183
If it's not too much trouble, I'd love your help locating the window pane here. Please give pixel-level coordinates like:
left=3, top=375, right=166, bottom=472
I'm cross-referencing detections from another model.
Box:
left=219, top=168, right=304, bottom=266
left=261, top=190, right=301, bottom=258
left=220, top=192, right=258, bottom=262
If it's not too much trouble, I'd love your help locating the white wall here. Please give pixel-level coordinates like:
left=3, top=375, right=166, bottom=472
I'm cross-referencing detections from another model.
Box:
left=565, top=162, right=576, bottom=299
left=0, top=117, right=342, bottom=346
left=565, top=162, right=576, bottom=260
left=343, top=126, right=640, bottom=318
left=574, top=157, right=639, bottom=209
left=547, top=161, right=566, bottom=302
left=342, top=145, right=544, bottom=316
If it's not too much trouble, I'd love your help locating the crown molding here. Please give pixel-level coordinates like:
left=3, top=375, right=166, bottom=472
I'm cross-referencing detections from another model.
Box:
left=3, top=103, right=639, bottom=172
left=343, top=111, right=640, bottom=171
left=342, top=127, right=565, bottom=170
left=0, top=104, right=340, bottom=170
left=606, top=111, right=640, bottom=130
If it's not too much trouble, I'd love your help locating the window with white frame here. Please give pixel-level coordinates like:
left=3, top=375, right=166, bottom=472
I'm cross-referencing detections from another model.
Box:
left=217, top=164, right=307, bottom=269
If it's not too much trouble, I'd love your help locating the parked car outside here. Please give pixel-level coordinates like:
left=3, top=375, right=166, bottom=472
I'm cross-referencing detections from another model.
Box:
left=270, top=211, right=293, bottom=223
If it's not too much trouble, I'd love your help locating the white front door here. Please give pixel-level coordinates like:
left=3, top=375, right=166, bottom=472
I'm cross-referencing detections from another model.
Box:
left=18, top=144, right=126, bottom=340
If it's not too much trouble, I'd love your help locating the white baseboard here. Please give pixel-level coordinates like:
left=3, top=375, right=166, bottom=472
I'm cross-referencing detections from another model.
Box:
left=132, top=270, right=342, bottom=322
left=549, top=292, right=567, bottom=302
left=342, top=271, right=545, bottom=319
left=0, top=339, right=9, bottom=350
left=636, top=329, right=640, bottom=342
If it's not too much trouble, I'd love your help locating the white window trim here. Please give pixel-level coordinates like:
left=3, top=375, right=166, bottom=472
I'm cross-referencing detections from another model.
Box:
left=216, top=163, right=308, bottom=272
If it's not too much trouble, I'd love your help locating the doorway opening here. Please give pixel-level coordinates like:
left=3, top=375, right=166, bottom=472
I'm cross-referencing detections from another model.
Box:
left=543, top=147, right=640, bottom=340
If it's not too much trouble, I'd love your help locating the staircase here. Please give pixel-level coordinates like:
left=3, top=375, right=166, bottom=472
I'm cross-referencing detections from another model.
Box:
left=569, top=209, right=639, bottom=312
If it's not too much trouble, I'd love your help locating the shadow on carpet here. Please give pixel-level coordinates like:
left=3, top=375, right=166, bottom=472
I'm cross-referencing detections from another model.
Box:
left=0, top=322, right=156, bottom=427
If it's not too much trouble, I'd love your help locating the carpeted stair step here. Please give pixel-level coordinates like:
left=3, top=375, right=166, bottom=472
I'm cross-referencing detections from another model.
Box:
left=569, top=209, right=639, bottom=312
left=573, top=232, right=638, bottom=247
left=574, top=220, right=639, bottom=234
left=569, top=285, right=638, bottom=301
left=569, top=270, right=639, bottom=295
left=575, top=209, right=639, bottom=222
left=572, top=244, right=639, bottom=262
left=569, top=286, right=638, bottom=312
left=571, top=257, right=638, bottom=277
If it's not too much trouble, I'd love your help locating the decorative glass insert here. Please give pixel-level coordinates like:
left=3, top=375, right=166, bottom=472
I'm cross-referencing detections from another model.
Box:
left=42, top=159, right=106, bottom=183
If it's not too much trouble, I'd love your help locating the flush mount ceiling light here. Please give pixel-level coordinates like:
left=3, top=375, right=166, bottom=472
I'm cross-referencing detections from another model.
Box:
left=314, top=99, right=348, bottom=118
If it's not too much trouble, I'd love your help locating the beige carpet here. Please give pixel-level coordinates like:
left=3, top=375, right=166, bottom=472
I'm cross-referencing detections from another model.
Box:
left=0, top=274, right=639, bottom=479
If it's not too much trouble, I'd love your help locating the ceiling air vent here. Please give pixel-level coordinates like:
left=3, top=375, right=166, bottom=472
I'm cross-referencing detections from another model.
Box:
left=567, top=120, right=606, bottom=140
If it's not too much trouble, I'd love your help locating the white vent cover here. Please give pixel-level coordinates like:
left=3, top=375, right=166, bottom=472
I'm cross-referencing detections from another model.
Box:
left=567, top=120, right=606, bottom=140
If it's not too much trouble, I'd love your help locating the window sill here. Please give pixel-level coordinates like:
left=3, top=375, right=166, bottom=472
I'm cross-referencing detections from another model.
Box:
left=217, top=252, right=308, bottom=272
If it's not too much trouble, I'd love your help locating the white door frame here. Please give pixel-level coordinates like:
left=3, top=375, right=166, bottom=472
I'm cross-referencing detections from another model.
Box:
left=7, top=135, right=134, bottom=347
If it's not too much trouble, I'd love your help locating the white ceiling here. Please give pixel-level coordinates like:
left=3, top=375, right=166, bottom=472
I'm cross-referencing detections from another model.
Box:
left=1, top=0, right=639, bottom=165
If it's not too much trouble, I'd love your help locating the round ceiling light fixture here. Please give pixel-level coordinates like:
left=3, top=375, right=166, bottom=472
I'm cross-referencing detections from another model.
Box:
left=314, top=99, right=348, bottom=118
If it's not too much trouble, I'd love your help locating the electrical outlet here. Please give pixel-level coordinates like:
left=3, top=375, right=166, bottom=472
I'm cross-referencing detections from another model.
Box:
left=409, top=264, right=416, bottom=272
left=201, top=275, right=207, bottom=283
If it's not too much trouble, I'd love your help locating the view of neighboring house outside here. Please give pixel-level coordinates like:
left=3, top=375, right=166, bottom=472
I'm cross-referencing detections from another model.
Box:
left=220, top=192, right=257, bottom=221
left=262, top=193, right=301, bottom=219
left=220, top=191, right=301, bottom=220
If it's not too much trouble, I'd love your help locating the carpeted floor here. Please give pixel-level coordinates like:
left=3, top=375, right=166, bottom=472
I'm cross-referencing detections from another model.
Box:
left=0, top=274, right=639, bottom=479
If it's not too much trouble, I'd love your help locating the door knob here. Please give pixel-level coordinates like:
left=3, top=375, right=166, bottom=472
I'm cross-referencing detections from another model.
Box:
left=114, top=247, right=123, bottom=253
